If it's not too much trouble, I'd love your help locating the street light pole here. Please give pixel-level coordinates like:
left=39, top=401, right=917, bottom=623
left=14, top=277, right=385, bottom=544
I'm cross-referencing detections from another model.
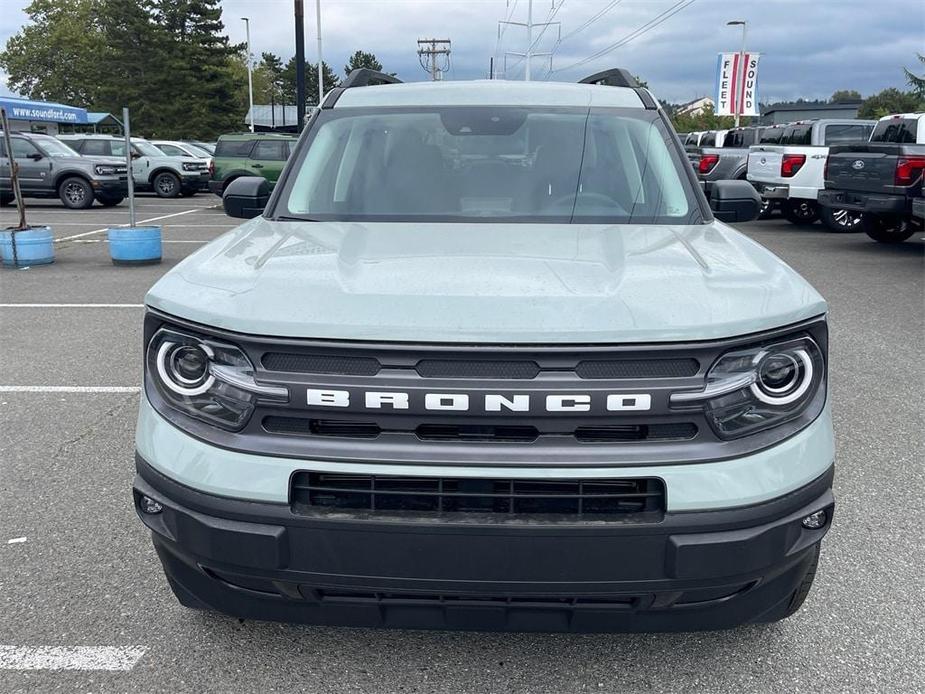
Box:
left=242, top=17, right=255, bottom=132
left=315, top=0, right=324, bottom=105
left=727, top=20, right=748, bottom=128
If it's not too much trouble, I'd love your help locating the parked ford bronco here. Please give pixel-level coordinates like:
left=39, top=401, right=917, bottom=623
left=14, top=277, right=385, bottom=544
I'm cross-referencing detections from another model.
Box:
left=134, top=69, right=835, bottom=632
left=818, top=113, right=925, bottom=243
left=0, top=131, right=127, bottom=208
left=59, top=134, right=209, bottom=198
left=748, top=119, right=875, bottom=230
left=208, top=132, right=296, bottom=196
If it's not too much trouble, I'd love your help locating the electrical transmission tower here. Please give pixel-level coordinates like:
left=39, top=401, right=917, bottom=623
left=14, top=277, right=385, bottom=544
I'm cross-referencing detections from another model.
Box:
left=417, top=39, right=451, bottom=81
left=498, top=0, right=561, bottom=80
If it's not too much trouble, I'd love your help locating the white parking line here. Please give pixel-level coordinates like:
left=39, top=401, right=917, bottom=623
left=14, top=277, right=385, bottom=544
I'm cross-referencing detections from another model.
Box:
left=55, top=208, right=208, bottom=242
left=0, top=304, right=143, bottom=308
left=0, top=386, right=140, bottom=393
left=70, top=239, right=207, bottom=244
left=0, top=646, right=146, bottom=671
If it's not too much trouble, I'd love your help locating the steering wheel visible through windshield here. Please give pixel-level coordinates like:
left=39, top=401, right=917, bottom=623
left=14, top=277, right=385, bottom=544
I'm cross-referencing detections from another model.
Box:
left=279, top=106, right=699, bottom=224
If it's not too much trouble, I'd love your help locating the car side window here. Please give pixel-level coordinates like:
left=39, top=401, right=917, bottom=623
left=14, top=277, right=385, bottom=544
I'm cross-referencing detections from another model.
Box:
left=80, top=139, right=110, bottom=156
left=251, top=141, right=287, bottom=161
left=158, top=144, right=188, bottom=156
left=11, top=139, right=41, bottom=158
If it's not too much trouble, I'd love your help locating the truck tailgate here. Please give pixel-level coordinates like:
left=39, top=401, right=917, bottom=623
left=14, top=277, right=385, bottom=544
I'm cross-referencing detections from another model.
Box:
left=826, top=147, right=897, bottom=194
left=747, top=148, right=783, bottom=182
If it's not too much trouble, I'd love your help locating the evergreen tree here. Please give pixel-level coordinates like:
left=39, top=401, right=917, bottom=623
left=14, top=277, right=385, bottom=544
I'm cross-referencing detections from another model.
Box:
left=151, top=0, right=243, bottom=138
left=96, top=0, right=165, bottom=134
left=344, top=50, right=383, bottom=76
left=281, top=57, right=340, bottom=106
left=905, top=53, right=925, bottom=98
left=830, top=90, right=862, bottom=103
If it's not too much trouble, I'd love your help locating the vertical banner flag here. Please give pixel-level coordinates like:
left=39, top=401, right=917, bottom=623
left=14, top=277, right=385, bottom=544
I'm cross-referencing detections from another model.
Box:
left=715, top=52, right=760, bottom=116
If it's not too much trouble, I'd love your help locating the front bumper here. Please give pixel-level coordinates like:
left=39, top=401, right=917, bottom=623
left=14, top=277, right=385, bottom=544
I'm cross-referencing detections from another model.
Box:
left=91, top=177, right=129, bottom=196
left=180, top=172, right=210, bottom=192
left=134, top=454, right=834, bottom=632
left=818, top=189, right=908, bottom=215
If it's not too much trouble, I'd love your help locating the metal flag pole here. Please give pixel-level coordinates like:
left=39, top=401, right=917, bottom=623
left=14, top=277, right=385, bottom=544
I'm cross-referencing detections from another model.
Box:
left=123, top=107, right=135, bottom=228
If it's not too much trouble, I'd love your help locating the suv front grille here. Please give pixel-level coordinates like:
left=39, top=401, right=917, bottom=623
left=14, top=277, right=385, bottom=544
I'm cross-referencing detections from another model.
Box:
left=263, top=416, right=697, bottom=443
left=291, top=472, right=665, bottom=521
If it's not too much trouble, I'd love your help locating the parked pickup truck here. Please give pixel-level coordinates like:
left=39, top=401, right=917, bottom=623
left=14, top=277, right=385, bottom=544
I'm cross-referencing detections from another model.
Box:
left=818, top=113, right=925, bottom=243
left=133, top=68, right=835, bottom=633
left=693, top=126, right=764, bottom=185
left=59, top=134, right=210, bottom=198
left=748, top=119, right=875, bottom=231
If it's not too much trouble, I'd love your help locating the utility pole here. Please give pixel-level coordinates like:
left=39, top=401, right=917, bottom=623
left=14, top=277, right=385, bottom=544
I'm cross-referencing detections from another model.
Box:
left=242, top=17, right=254, bottom=132
left=417, top=39, right=451, bottom=80
left=315, top=0, right=324, bottom=105
left=294, top=0, right=306, bottom=130
left=498, top=0, right=560, bottom=81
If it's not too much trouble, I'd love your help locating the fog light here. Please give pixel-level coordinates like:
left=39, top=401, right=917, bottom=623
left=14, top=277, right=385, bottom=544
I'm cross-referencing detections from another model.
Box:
left=140, top=495, right=163, bottom=515
left=801, top=510, right=827, bottom=529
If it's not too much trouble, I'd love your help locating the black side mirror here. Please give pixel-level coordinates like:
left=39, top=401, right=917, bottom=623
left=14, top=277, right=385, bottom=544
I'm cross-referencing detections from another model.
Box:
left=223, top=176, right=270, bottom=219
left=710, top=179, right=762, bottom=223
left=27, top=152, right=43, bottom=161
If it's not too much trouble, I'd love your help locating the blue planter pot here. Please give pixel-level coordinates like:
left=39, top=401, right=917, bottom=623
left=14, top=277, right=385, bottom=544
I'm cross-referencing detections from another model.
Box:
left=0, top=226, right=55, bottom=267
left=108, top=226, right=162, bottom=266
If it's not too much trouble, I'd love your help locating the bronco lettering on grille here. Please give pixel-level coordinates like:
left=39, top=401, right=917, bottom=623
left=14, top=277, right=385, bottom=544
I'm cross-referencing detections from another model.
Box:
left=306, top=390, right=652, bottom=413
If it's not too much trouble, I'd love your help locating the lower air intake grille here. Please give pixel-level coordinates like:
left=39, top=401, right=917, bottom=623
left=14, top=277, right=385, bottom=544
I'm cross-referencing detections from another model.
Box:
left=291, top=473, right=665, bottom=521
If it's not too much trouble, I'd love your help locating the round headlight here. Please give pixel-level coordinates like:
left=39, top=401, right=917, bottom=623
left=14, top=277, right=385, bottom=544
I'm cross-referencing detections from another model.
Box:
left=156, top=340, right=214, bottom=395
left=751, top=348, right=813, bottom=405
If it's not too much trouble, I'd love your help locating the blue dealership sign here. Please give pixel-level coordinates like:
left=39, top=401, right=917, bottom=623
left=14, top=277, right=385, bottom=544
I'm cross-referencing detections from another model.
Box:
left=0, top=96, right=88, bottom=124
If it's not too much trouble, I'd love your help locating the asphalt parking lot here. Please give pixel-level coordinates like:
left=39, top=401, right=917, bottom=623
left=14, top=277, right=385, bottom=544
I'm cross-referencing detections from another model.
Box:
left=0, top=196, right=923, bottom=694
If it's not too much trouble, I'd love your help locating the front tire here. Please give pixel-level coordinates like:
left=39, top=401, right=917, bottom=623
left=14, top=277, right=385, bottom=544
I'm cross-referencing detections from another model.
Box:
left=153, top=172, right=181, bottom=198
left=58, top=176, right=94, bottom=209
left=783, top=199, right=819, bottom=226
left=861, top=213, right=921, bottom=243
left=820, top=206, right=862, bottom=233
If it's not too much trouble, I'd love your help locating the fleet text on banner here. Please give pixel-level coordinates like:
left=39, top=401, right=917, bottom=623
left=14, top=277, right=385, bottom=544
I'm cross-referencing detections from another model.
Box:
left=715, top=53, right=760, bottom=117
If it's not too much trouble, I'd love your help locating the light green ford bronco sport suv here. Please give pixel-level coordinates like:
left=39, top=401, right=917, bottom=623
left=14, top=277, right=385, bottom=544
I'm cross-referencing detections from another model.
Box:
left=134, top=69, right=834, bottom=632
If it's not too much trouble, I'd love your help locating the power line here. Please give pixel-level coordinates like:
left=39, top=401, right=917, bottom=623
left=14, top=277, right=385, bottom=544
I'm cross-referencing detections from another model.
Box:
left=558, top=0, right=622, bottom=44
left=550, top=0, right=697, bottom=75
left=494, top=0, right=520, bottom=74
left=529, top=0, right=565, bottom=51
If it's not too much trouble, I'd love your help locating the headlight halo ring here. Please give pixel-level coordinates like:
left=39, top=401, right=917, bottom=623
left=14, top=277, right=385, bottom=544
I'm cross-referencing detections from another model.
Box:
left=750, top=347, right=814, bottom=406
left=156, top=339, right=215, bottom=396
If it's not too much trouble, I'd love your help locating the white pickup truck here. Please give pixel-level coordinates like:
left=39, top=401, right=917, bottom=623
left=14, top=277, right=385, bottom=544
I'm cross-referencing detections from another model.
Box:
left=747, top=119, right=875, bottom=230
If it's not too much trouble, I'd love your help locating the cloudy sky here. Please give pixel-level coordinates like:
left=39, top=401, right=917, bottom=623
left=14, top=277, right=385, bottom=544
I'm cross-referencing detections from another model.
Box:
left=1, top=0, right=922, bottom=104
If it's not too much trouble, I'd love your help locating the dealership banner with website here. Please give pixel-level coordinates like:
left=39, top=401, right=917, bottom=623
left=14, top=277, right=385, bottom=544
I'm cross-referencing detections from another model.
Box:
left=0, top=96, right=88, bottom=124
left=715, top=52, right=761, bottom=116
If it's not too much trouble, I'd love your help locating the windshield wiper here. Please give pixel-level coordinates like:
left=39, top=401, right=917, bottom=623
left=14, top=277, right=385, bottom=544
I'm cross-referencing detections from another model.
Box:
left=273, top=214, right=323, bottom=222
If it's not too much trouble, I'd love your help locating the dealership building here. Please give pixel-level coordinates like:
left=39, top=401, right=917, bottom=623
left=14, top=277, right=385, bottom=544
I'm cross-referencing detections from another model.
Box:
left=0, top=96, right=122, bottom=135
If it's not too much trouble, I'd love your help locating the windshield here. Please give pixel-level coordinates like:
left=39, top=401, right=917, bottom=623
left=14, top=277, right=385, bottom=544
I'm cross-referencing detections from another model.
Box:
left=279, top=106, right=698, bottom=224
left=184, top=143, right=212, bottom=158
left=133, top=140, right=165, bottom=157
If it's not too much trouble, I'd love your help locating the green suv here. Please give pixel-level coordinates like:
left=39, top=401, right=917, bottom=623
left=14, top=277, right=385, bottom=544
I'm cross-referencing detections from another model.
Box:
left=208, top=133, right=295, bottom=196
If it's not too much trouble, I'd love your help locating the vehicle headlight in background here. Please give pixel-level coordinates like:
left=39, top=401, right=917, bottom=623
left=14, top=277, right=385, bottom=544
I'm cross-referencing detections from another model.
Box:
left=94, top=164, right=118, bottom=175
left=670, top=336, right=825, bottom=439
left=147, top=328, right=288, bottom=430
left=181, top=162, right=202, bottom=172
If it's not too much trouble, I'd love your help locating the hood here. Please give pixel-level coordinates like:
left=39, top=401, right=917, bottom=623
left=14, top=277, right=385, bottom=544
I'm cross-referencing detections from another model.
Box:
left=146, top=219, right=826, bottom=343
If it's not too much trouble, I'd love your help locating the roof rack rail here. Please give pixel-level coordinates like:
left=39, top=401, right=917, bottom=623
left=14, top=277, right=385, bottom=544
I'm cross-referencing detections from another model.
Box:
left=341, top=68, right=402, bottom=89
left=578, top=68, right=639, bottom=88
left=323, top=69, right=402, bottom=109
